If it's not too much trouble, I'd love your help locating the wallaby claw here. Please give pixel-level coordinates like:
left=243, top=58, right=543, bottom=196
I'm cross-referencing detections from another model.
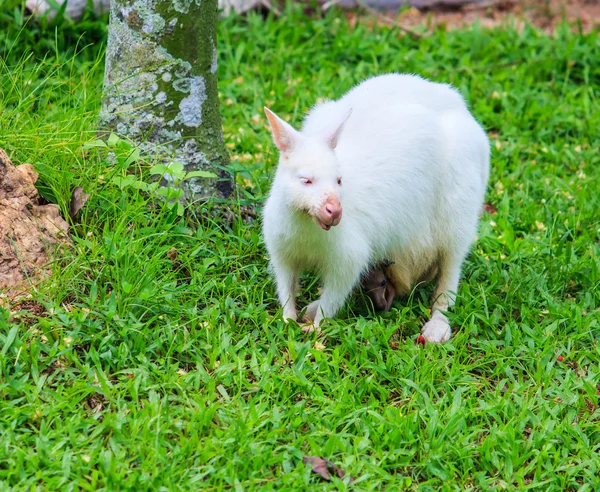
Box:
left=301, top=322, right=321, bottom=334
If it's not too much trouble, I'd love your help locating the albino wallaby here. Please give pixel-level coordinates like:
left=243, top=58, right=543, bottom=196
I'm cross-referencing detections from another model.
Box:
left=262, top=74, right=490, bottom=342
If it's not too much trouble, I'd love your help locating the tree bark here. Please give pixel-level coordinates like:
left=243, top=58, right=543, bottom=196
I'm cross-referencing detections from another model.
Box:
left=99, top=0, right=232, bottom=199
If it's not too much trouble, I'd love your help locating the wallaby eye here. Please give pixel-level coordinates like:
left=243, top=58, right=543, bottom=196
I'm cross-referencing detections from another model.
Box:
left=300, top=177, right=313, bottom=186
left=380, top=280, right=387, bottom=287
left=337, top=178, right=342, bottom=186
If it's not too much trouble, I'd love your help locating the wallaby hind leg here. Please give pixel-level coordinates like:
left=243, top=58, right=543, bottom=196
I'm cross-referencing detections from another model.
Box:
left=421, top=252, right=464, bottom=343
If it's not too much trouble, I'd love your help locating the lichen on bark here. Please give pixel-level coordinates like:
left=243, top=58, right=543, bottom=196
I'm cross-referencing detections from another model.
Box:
left=100, top=0, right=232, bottom=199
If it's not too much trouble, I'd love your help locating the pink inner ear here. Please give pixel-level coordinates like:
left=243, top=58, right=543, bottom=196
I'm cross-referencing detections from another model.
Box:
left=327, top=108, right=352, bottom=150
left=265, top=108, right=294, bottom=153
left=327, top=127, right=342, bottom=150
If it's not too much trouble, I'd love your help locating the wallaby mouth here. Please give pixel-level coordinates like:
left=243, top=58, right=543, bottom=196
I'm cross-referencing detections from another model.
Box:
left=315, top=213, right=341, bottom=231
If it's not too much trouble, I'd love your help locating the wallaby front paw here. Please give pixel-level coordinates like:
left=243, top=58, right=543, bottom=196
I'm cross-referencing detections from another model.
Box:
left=303, top=300, right=320, bottom=322
left=282, top=308, right=297, bottom=322
left=301, top=322, right=321, bottom=334
left=421, top=312, right=452, bottom=343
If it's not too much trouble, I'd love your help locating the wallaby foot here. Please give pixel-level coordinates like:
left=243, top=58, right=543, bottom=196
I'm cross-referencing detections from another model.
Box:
left=302, top=300, right=320, bottom=322
left=301, top=322, right=321, bottom=334
left=421, top=311, right=452, bottom=343
left=297, top=300, right=321, bottom=332
left=283, top=306, right=298, bottom=322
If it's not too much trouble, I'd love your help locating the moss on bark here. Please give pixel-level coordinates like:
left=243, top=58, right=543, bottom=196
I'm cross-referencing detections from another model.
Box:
left=100, top=0, right=232, bottom=199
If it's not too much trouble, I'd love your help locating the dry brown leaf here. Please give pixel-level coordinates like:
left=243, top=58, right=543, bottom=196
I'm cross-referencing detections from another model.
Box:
left=483, top=203, right=498, bottom=215
left=167, top=247, right=178, bottom=261
left=69, top=186, right=89, bottom=219
left=302, top=456, right=353, bottom=483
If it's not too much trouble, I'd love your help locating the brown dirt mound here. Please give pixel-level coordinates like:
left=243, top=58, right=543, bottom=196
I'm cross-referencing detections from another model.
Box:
left=345, top=0, right=600, bottom=34
left=402, top=0, right=599, bottom=33
left=0, top=148, right=69, bottom=298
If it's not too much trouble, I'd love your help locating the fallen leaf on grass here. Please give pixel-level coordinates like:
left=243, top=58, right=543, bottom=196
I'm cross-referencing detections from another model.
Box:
left=302, top=456, right=353, bottom=483
left=483, top=203, right=498, bottom=215
left=167, top=247, right=178, bottom=261
left=69, top=186, right=89, bottom=219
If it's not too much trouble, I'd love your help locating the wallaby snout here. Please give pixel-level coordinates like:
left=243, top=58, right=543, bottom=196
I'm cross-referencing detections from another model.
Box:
left=317, top=195, right=342, bottom=230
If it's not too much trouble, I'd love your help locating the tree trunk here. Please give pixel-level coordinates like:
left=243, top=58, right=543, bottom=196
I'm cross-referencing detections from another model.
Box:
left=99, top=0, right=232, bottom=199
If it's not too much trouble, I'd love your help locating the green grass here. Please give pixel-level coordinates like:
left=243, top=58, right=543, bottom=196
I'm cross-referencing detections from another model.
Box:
left=1, top=2, right=600, bottom=490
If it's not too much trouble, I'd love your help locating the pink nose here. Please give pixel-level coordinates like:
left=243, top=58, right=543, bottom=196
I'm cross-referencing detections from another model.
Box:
left=322, top=197, right=342, bottom=226
left=325, top=203, right=342, bottom=220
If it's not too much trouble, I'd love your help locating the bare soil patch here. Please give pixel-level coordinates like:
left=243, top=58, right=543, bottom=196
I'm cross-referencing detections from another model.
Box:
left=350, top=0, right=600, bottom=33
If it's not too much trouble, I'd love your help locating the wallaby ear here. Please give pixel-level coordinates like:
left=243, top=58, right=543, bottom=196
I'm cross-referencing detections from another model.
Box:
left=326, top=108, right=352, bottom=150
left=264, top=107, right=298, bottom=153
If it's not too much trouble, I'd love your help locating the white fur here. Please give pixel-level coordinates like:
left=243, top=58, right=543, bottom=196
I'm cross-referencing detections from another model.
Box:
left=263, top=73, right=490, bottom=342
